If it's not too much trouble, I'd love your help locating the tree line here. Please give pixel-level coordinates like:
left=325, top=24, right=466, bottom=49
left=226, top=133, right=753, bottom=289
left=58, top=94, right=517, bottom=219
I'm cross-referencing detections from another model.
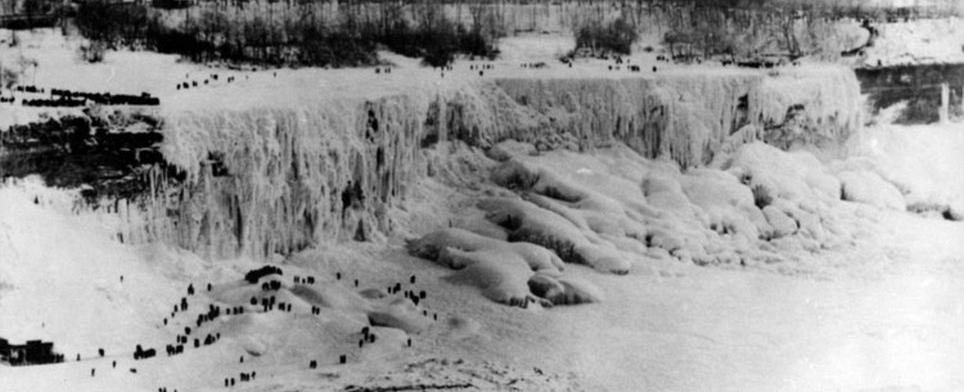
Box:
left=73, top=0, right=503, bottom=67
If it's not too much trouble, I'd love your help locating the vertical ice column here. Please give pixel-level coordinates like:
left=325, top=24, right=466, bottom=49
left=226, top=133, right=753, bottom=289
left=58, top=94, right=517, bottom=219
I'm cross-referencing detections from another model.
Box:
left=940, top=83, right=949, bottom=123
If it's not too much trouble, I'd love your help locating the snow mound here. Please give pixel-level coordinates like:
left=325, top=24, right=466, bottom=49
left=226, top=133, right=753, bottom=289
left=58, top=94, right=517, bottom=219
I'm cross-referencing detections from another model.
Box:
left=479, top=197, right=634, bottom=274
left=849, top=123, right=964, bottom=220
left=528, top=273, right=604, bottom=306
left=368, top=298, right=431, bottom=334
left=720, top=141, right=841, bottom=204
left=716, top=142, right=855, bottom=248
left=474, top=139, right=871, bottom=269
left=444, top=250, right=540, bottom=307
left=406, top=228, right=602, bottom=307
left=837, top=170, right=906, bottom=211
left=406, top=227, right=564, bottom=275
left=0, top=177, right=198, bottom=356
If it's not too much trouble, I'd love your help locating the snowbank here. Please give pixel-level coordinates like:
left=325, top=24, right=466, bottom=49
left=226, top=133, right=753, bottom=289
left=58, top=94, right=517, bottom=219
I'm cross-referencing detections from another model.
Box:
left=864, top=17, right=964, bottom=66
left=846, top=122, right=964, bottom=219
left=838, top=170, right=907, bottom=210
left=406, top=228, right=595, bottom=307
left=0, top=177, right=199, bottom=356
left=428, top=140, right=867, bottom=278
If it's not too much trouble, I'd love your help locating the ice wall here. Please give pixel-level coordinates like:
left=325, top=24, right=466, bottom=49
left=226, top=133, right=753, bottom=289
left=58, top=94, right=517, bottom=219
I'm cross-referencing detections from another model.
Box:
left=119, top=66, right=862, bottom=260
left=491, top=66, right=861, bottom=167
left=752, top=66, right=863, bottom=156
left=122, top=93, right=430, bottom=259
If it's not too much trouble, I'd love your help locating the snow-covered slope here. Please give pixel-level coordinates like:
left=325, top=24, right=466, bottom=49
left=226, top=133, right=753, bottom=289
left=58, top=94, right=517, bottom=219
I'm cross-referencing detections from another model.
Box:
left=848, top=121, right=964, bottom=218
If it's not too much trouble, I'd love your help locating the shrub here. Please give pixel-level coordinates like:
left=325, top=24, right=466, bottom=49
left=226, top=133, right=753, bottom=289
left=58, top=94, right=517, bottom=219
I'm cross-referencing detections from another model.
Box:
left=79, top=41, right=106, bottom=63
left=72, top=1, right=500, bottom=68
left=573, top=15, right=638, bottom=56
left=376, top=4, right=499, bottom=67
left=894, top=96, right=941, bottom=125
left=75, top=1, right=151, bottom=48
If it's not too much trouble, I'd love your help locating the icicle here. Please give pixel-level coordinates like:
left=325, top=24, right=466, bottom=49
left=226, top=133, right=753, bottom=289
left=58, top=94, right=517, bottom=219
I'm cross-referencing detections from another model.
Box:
left=125, top=65, right=862, bottom=260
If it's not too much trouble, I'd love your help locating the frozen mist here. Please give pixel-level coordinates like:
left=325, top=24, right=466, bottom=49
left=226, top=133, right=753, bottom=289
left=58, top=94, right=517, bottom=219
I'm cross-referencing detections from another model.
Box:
left=1, top=4, right=964, bottom=392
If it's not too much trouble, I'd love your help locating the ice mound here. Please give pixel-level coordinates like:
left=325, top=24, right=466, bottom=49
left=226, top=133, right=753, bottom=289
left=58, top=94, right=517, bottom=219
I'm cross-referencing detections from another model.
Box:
left=720, top=142, right=841, bottom=204
left=848, top=123, right=964, bottom=220
left=487, top=155, right=721, bottom=266
left=837, top=170, right=906, bottom=211
left=406, top=228, right=603, bottom=307
left=406, top=227, right=565, bottom=275
left=479, top=197, right=635, bottom=274
left=444, top=250, right=539, bottom=307
left=288, top=283, right=374, bottom=312
left=715, top=142, right=856, bottom=247
left=528, top=273, right=604, bottom=306
left=169, top=270, right=436, bottom=366
left=680, top=168, right=767, bottom=242
left=477, top=140, right=867, bottom=268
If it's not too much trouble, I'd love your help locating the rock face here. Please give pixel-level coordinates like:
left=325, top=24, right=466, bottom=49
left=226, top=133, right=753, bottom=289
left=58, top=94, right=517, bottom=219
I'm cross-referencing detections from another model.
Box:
left=0, top=110, right=175, bottom=202
left=1, top=67, right=863, bottom=261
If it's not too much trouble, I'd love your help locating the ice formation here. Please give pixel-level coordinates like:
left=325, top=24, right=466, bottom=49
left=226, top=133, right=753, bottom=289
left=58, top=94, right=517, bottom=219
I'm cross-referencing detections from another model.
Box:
left=847, top=123, right=964, bottom=220
left=837, top=170, right=906, bottom=211
left=405, top=130, right=894, bottom=306
left=406, top=228, right=596, bottom=307
left=0, top=57, right=874, bottom=312
left=480, top=138, right=870, bottom=270
left=119, top=66, right=863, bottom=262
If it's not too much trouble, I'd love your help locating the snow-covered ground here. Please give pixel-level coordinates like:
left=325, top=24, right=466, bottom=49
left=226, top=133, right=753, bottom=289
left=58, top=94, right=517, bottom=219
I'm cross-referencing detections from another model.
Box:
left=2, top=139, right=962, bottom=391
left=1, top=25, right=964, bottom=392
left=865, top=17, right=964, bottom=66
